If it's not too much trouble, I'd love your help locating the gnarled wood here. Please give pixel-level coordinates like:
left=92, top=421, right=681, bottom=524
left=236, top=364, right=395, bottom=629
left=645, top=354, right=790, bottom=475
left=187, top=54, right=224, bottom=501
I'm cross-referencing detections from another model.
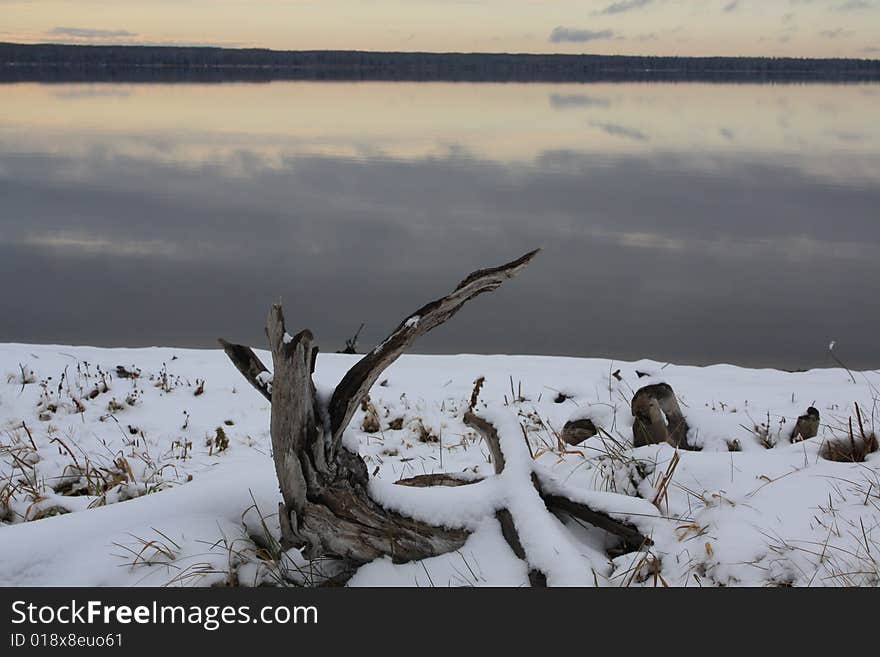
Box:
left=265, top=309, right=320, bottom=530
left=465, top=410, right=650, bottom=563
left=296, top=482, right=469, bottom=563
left=541, top=492, right=650, bottom=553
left=221, top=250, right=540, bottom=567
left=221, top=248, right=655, bottom=581
left=262, top=305, right=471, bottom=562
left=463, top=410, right=546, bottom=586
left=464, top=410, right=505, bottom=473
left=395, top=473, right=481, bottom=487
left=217, top=339, right=272, bottom=402
left=328, top=249, right=540, bottom=448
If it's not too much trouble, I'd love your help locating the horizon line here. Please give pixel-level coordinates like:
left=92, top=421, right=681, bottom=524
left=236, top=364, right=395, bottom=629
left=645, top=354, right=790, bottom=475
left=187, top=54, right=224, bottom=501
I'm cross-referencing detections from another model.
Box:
left=3, top=41, right=878, bottom=63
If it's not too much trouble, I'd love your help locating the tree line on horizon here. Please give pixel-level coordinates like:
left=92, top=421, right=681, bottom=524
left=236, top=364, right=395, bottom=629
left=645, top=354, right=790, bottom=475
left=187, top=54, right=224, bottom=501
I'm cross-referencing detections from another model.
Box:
left=1, top=42, right=878, bottom=83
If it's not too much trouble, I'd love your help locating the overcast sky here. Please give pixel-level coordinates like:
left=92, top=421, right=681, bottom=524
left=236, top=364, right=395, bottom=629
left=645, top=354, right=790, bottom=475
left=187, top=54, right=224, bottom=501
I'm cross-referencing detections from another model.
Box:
left=1, top=0, right=878, bottom=57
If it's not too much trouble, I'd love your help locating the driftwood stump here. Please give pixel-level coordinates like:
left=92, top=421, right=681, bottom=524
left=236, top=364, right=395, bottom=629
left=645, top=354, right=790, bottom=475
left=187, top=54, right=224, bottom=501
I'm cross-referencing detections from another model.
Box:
left=221, top=250, right=650, bottom=582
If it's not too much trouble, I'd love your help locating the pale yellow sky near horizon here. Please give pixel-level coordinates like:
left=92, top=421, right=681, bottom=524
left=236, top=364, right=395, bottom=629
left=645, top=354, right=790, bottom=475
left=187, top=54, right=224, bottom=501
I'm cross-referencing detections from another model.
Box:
left=1, top=0, right=878, bottom=58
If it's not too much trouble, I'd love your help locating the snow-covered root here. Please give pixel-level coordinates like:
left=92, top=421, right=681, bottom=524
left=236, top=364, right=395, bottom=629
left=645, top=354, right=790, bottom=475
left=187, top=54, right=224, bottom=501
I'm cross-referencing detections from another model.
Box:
left=472, top=407, right=656, bottom=585
left=371, top=395, right=657, bottom=586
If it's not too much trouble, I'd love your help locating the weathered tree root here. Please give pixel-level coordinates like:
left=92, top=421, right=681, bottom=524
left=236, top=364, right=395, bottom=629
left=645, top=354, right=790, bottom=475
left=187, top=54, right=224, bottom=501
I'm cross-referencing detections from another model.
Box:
left=395, top=473, right=480, bottom=488
left=462, top=410, right=547, bottom=586
left=462, top=410, right=650, bottom=583
left=540, top=491, right=649, bottom=553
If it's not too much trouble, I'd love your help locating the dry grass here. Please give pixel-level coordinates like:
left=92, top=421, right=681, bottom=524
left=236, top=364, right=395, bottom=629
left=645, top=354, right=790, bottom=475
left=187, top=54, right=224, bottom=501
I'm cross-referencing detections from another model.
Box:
left=820, top=403, right=878, bottom=463
left=0, top=359, right=203, bottom=525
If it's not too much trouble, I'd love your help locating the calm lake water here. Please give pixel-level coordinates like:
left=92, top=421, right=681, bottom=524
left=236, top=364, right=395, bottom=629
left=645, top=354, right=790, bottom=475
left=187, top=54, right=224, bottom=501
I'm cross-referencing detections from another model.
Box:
left=1, top=81, right=878, bottom=369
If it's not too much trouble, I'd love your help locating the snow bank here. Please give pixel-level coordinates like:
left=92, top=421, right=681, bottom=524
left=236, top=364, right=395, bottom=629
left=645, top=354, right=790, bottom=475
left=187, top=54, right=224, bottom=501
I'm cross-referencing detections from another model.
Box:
left=1, top=343, right=877, bottom=587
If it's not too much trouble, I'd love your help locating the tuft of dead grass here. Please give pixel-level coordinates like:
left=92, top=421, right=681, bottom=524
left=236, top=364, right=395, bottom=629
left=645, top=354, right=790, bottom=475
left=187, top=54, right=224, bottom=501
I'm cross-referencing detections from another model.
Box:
left=820, top=403, right=878, bottom=463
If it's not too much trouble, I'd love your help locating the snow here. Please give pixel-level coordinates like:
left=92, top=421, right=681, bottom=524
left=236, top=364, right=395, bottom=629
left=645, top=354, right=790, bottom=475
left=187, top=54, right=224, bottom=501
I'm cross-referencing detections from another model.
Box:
left=1, top=343, right=878, bottom=587
left=255, top=370, right=273, bottom=392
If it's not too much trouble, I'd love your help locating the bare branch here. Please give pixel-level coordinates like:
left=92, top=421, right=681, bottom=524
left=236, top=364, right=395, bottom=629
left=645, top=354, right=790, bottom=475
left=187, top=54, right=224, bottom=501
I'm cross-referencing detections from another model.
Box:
left=463, top=410, right=506, bottom=474
left=217, top=338, right=272, bottom=402
left=328, top=249, right=540, bottom=445
left=540, top=491, right=651, bottom=552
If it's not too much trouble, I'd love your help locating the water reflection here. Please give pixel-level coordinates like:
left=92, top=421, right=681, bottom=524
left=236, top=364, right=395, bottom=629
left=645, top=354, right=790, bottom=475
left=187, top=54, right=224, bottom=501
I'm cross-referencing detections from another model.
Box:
left=0, top=81, right=878, bottom=369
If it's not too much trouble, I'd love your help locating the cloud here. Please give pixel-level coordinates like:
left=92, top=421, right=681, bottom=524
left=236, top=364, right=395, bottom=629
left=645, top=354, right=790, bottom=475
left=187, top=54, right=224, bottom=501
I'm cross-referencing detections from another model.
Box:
left=723, top=1, right=740, bottom=12
left=830, top=130, right=870, bottom=142
left=19, top=234, right=182, bottom=258
left=835, top=0, right=873, bottom=10
left=549, top=93, right=611, bottom=109
left=819, top=28, right=855, bottom=38
left=590, top=121, right=649, bottom=141
left=48, top=27, right=138, bottom=39
left=549, top=27, right=615, bottom=43
left=761, top=33, right=793, bottom=43
left=595, top=0, right=653, bottom=15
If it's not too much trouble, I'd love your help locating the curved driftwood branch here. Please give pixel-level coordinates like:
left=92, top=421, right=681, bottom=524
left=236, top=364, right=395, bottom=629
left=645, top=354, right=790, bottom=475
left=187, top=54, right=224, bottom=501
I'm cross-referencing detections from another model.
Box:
left=328, top=249, right=540, bottom=447
left=218, top=339, right=272, bottom=402
left=463, top=410, right=505, bottom=473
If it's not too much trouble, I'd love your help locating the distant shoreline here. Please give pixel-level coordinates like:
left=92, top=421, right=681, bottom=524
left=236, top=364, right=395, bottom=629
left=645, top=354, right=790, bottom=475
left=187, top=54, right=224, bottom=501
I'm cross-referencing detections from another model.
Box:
left=2, top=42, right=879, bottom=83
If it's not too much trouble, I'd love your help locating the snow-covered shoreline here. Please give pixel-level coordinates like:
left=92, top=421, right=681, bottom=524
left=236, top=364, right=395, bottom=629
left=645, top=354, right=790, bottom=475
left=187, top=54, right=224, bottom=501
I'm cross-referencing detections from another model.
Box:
left=1, top=343, right=878, bottom=586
